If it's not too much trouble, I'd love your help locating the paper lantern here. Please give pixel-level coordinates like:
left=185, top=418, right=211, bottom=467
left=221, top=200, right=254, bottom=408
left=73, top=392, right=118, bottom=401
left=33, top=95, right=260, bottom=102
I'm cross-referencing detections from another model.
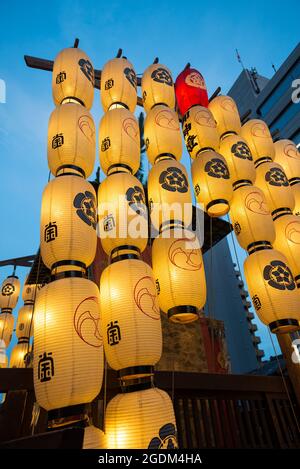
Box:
left=273, top=210, right=300, bottom=287
left=0, top=276, right=20, bottom=311
left=22, top=281, right=42, bottom=305
left=175, top=66, right=208, bottom=116
left=16, top=304, right=34, bottom=339
left=144, top=105, right=182, bottom=165
left=208, top=95, right=241, bottom=138
left=52, top=48, right=94, bottom=109
left=99, top=107, right=140, bottom=175
left=105, top=387, right=178, bottom=449
left=219, top=134, right=256, bottom=186
left=229, top=183, right=275, bottom=251
left=0, top=340, right=7, bottom=368
left=191, top=150, right=233, bottom=217
left=291, top=181, right=300, bottom=216
left=182, top=105, right=219, bottom=158
left=148, top=158, right=192, bottom=231
left=274, top=139, right=300, bottom=181
left=98, top=172, right=148, bottom=255
left=244, top=248, right=300, bottom=333
left=240, top=119, right=275, bottom=163
left=10, top=340, right=30, bottom=368
left=255, top=160, right=295, bottom=214
left=142, top=63, right=175, bottom=112
left=101, top=57, right=137, bottom=112
left=152, top=228, right=206, bottom=323
left=48, top=103, right=95, bottom=178
left=40, top=175, right=97, bottom=273
left=0, top=313, right=14, bottom=347
left=34, top=277, right=103, bottom=411
left=83, top=426, right=106, bottom=449
left=100, top=256, right=162, bottom=379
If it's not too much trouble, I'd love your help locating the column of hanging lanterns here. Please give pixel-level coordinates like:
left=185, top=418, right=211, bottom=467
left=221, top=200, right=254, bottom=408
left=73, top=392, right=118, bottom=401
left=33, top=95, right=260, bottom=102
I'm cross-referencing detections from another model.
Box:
left=176, top=72, right=233, bottom=217
left=0, top=274, right=20, bottom=367
left=33, top=45, right=104, bottom=436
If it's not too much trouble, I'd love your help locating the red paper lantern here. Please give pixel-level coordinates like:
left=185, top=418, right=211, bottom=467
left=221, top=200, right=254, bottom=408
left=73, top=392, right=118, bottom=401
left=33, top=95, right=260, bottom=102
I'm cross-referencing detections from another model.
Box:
left=175, top=66, right=209, bottom=116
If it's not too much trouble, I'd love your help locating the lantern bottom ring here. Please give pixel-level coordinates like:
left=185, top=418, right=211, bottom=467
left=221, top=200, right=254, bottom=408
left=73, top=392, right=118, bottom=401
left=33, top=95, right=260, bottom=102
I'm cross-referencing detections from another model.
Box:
left=168, top=305, right=199, bottom=324
left=269, top=318, right=300, bottom=334
left=118, top=365, right=154, bottom=380
left=206, top=199, right=230, bottom=218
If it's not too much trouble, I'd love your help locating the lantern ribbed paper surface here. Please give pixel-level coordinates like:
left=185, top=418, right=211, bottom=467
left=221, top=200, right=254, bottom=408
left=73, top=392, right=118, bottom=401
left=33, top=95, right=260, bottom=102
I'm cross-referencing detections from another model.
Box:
left=144, top=105, right=182, bottom=165
left=100, top=259, right=162, bottom=378
left=208, top=95, right=241, bottom=138
left=175, top=67, right=208, bottom=116
left=148, top=158, right=192, bottom=230
left=230, top=184, right=275, bottom=250
left=16, top=305, right=33, bottom=339
left=255, top=161, right=295, bottom=213
left=99, top=108, right=140, bottom=175
left=83, top=426, right=107, bottom=449
left=273, top=213, right=300, bottom=286
left=152, top=228, right=206, bottom=323
left=191, top=150, right=232, bottom=217
left=0, top=313, right=14, bottom=347
left=22, top=282, right=41, bottom=304
left=34, top=277, right=103, bottom=411
left=0, top=276, right=20, bottom=311
left=105, top=387, right=178, bottom=449
left=10, top=341, right=30, bottom=368
left=48, top=103, right=95, bottom=178
left=52, top=48, right=94, bottom=109
left=292, top=183, right=300, bottom=216
left=244, top=249, right=300, bottom=333
left=40, top=175, right=97, bottom=271
left=274, top=139, right=300, bottom=180
left=98, top=172, right=148, bottom=255
left=182, top=105, right=219, bottom=158
left=219, top=134, right=256, bottom=185
left=240, top=119, right=275, bottom=162
left=101, top=57, right=137, bottom=112
left=142, top=63, right=175, bottom=112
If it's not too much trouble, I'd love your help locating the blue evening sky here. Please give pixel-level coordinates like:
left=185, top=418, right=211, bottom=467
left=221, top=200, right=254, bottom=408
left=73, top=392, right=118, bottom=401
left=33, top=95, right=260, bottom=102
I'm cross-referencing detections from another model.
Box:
left=0, top=0, right=299, bottom=362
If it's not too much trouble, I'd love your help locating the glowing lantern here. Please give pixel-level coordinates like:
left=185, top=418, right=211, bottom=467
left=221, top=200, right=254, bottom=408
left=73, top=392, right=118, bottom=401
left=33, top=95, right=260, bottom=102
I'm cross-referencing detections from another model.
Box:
left=99, top=107, right=140, bottom=175
left=229, top=183, right=275, bottom=251
left=52, top=48, right=94, bottom=109
left=144, top=105, right=182, bottom=165
left=152, top=228, right=206, bottom=323
left=191, top=150, right=233, bottom=217
left=219, top=134, right=256, bottom=187
left=48, top=103, right=95, bottom=178
left=83, top=426, right=106, bottom=449
left=10, top=340, right=30, bottom=368
left=244, top=248, right=300, bottom=333
left=101, top=57, right=137, bottom=112
left=0, top=276, right=20, bottom=311
left=148, top=158, right=192, bottom=231
left=16, top=304, right=33, bottom=339
left=273, top=210, right=300, bottom=287
left=240, top=119, right=275, bottom=163
left=182, top=105, right=219, bottom=158
left=0, top=313, right=14, bottom=347
left=208, top=95, right=241, bottom=139
left=142, top=63, right=175, bottom=112
left=175, top=66, right=208, bottom=116
left=0, top=340, right=7, bottom=368
left=34, top=277, right=103, bottom=411
left=22, top=281, right=42, bottom=305
left=255, top=160, right=295, bottom=214
left=291, top=182, right=300, bottom=216
left=100, top=255, right=162, bottom=380
left=274, top=139, right=300, bottom=181
left=40, top=175, right=97, bottom=273
left=98, top=171, right=148, bottom=255
left=105, top=386, right=178, bottom=449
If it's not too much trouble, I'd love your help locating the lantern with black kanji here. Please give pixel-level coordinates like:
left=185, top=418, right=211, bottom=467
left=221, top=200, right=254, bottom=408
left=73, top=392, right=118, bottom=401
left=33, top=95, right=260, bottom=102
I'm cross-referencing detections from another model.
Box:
left=219, top=134, right=256, bottom=187
left=16, top=304, right=34, bottom=339
left=0, top=276, right=20, bottom=312
left=142, top=62, right=175, bottom=112
left=182, top=105, right=219, bottom=158
left=48, top=103, right=95, bottom=178
left=52, top=48, right=94, bottom=109
left=101, top=57, right=137, bottom=112
left=240, top=119, right=275, bottom=163
left=208, top=95, right=241, bottom=139
left=175, top=66, right=208, bottom=116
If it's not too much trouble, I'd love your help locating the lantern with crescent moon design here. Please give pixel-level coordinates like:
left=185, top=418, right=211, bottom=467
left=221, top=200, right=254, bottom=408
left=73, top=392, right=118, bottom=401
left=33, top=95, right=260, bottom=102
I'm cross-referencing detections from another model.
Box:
left=175, top=66, right=209, bottom=116
left=208, top=95, right=241, bottom=139
left=291, top=182, right=300, bottom=216
left=142, top=63, right=175, bottom=112
left=52, top=48, right=94, bottom=109
left=240, top=119, right=275, bottom=163
left=219, top=134, right=256, bottom=187
left=34, top=277, right=103, bottom=411
left=101, top=57, right=137, bottom=112
left=105, top=387, right=178, bottom=449
left=274, top=139, right=300, bottom=181
left=182, top=105, right=219, bottom=158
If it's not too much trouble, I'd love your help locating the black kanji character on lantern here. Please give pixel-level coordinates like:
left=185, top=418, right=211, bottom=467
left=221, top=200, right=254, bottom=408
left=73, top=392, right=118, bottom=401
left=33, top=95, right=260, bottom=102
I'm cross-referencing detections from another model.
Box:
left=263, top=260, right=296, bottom=291
left=38, top=352, right=54, bottom=383
left=44, top=221, right=58, bottom=243
left=234, top=222, right=242, bottom=235
left=107, top=321, right=121, bottom=346
left=103, top=214, right=115, bottom=232
left=78, top=58, right=94, bottom=84
left=105, top=79, right=114, bottom=90
left=73, top=191, right=97, bottom=229
left=2, top=283, right=14, bottom=296
left=56, top=71, right=66, bottom=84
left=265, top=167, right=289, bottom=187
left=159, top=166, right=188, bottom=193
left=186, top=134, right=198, bottom=153
left=148, top=423, right=178, bottom=449
left=231, top=141, right=253, bottom=161
left=183, top=123, right=191, bottom=138
left=101, top=137, right=111, bottom=152
left=52, top=133, right=64, bottom=149
left=205, top=158, right=230, bottom=179
left=126, top=186, right=146, bottom=216
left=151, top=67, right=173, bottom=86
left=252, top=295, right=262, bottom=311
left=124, top=67, right=137, bottom=89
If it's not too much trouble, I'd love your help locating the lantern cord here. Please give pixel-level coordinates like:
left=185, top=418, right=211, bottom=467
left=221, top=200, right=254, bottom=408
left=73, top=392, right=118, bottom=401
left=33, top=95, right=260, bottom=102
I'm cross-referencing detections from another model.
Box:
left=12, top=264, right=16, bottom=276
left=267, top=327, right=300, bottom=434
